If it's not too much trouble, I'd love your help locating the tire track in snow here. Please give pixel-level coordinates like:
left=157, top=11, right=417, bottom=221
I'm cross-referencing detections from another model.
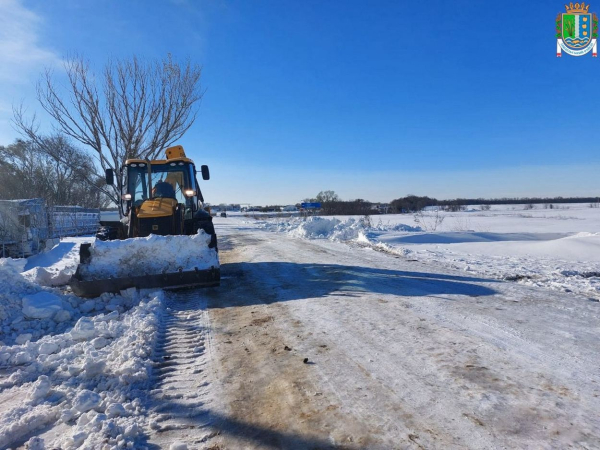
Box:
left=146, top=290, right=218, bottom=448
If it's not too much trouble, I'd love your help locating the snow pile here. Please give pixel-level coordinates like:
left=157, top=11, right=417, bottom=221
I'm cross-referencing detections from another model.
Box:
left=256, top=209, right=600, bottom=300
left=380, top=222, right=422, bottom=232
left=0, top=289, right=164, bottom=449
left=0, top=239, right=170, bottom=448
left=22, top=292, right=66, bottom=319
left=259, top=216, right=420, bottom=242
left=386, top=234, right=600, bottom=300
left=22, top=238, right=87, bottom=287
left=79, top=231, right=219, bottom=279
left=23, top=266, right=74, bottom=287
left=0, top=256, right=27, bottom=273
left=0, top=259, right=79, bottom=346
left=258, top=216, right=339, bottom=237
left=0, top=260, right=34, bottom=334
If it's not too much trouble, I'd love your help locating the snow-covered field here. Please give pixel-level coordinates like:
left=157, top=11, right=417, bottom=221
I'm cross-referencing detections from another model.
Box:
left=0, top=204, right=599, bottom=449
left=254, top=203, right=600, bottom=301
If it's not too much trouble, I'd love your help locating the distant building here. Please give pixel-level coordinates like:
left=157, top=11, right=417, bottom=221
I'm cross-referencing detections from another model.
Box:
left=376, top=203, right=391, bottom=214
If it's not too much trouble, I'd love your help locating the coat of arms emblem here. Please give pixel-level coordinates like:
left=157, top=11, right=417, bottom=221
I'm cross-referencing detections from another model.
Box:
left=556, top=2, right=598, bottom=56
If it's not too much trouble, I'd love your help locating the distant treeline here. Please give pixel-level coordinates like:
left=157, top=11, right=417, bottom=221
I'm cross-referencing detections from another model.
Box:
left=390, top=195, right=600, bottom=213
left=243, top=195, right=600, bottom=217
left=320, top=200, right=373, bottom=215
left=437, top=196, right=600, bottom=206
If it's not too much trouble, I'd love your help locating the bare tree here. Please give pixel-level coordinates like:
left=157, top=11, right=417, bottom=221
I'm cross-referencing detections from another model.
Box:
left=316, top=190, right=340, bottom=203
left=0, top=138, right=108, bottom=208
left=14, top=54, right=203, bottom=215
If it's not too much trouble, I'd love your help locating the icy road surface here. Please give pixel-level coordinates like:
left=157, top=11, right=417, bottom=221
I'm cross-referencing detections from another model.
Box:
left=202, top=218, right=600, bottom=449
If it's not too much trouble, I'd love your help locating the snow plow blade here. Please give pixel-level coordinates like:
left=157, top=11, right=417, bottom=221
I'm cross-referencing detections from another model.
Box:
left=70, top=265, right=220, bottom=298
left=69, top=233, right=220, bottom=297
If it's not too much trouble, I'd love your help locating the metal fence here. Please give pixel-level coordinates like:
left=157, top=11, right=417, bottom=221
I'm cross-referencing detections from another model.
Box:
left=51, top=206, right=101, bottom=238
left=0, top=199, right=100, bottom=258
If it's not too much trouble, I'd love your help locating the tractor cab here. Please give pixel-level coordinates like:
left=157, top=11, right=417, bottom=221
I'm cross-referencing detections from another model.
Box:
left=121, top=145, right=209, bottom=219
left=103, top=145, right=212, bottom=238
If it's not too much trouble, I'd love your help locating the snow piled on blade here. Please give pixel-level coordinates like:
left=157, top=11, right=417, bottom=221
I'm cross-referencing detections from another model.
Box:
left=80, top=231, right=219, bottom=279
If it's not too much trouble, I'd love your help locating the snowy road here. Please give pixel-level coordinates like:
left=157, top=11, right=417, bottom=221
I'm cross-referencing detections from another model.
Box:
left=203, top=220, right=600, bottom=449
left=1, top=217, right=599, bottom=449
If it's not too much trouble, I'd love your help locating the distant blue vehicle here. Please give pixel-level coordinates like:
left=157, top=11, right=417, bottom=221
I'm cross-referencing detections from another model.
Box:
left=301, top=202, right=321, bottom=209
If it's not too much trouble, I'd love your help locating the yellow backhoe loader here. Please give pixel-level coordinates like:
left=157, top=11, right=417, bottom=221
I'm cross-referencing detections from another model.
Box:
left=69, top=145, right=220, bottom=297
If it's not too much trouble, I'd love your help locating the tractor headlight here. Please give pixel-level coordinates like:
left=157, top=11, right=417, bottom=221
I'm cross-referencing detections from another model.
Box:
left=184, top=189, right=196, bottom=197
left=122, top=193, right=132, bottom=200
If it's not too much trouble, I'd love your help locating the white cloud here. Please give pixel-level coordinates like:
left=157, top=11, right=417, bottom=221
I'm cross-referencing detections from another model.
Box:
left=0, top=0, right=60, bottom=83
left=0, top=0, right=60, bottom=143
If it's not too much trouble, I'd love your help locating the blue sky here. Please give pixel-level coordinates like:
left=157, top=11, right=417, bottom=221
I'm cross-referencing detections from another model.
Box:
left=0, top=0, right=598, bottom=204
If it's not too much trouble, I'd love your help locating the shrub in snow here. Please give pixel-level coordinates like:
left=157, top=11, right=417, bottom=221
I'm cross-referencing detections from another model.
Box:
left=413, top=209, right=445, bottom=231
